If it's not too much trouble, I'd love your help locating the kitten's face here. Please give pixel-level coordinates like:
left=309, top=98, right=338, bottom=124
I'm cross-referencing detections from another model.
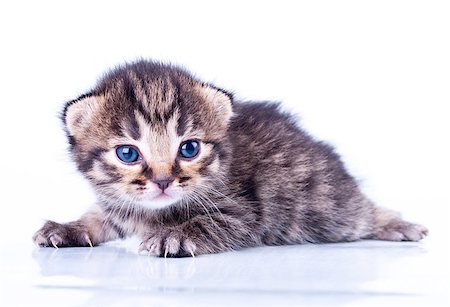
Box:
left=64, top=62, right=232, bottom=210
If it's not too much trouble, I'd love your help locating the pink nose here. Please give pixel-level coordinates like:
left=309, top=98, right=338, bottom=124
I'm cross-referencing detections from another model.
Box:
left=152, top=178, right=174, bottom=191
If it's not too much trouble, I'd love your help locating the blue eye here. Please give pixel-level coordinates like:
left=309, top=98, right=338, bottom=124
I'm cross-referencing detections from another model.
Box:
left=116, top=145, right=140, bottom=163
left=179, top=140, right=200, bottom=159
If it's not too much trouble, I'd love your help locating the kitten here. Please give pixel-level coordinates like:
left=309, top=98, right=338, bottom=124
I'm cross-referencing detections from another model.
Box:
left=33, top=60, right=428, bottom=257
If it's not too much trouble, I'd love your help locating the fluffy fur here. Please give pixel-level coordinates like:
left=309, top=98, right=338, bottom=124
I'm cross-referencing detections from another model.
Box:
left=33, top=60, right=428, bottom=256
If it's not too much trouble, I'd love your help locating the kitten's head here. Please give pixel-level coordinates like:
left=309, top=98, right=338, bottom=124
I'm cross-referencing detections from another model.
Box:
left=63, top=61, right=232, bottom=210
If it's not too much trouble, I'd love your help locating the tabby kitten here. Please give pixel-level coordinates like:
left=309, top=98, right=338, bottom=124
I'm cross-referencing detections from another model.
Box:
left=33, top=60, right=428, bottom=257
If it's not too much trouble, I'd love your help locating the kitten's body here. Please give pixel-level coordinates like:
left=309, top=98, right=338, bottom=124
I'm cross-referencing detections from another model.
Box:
left=34, top=60, right=427, bottom=256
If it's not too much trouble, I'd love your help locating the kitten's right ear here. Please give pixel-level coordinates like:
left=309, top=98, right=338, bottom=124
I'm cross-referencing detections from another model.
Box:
left=63, top=94, right=102, bottom=137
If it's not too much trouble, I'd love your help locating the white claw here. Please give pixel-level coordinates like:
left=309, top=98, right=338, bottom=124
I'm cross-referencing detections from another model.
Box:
left=86, top=236, right=93, bottom=248
left=50, top=237, right=59, bottom=249
left=183, top=240, right=196, bottom=258
left=185, top=244, right=195, bottom=258
left=83, top=233, right=93, bottom=248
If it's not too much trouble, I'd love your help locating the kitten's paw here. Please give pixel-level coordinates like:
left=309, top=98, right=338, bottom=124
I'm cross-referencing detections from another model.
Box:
left=374, top=220, right=428, bottom=242
left=33, top=220, right=94, bottom=248
left=139, top=229, right=197, bottom=257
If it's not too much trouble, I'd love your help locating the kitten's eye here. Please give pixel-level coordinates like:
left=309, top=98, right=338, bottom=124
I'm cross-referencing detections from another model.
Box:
left=179, top=140, right=200, bottom=159
left=116, top=145, right=140, bottom=163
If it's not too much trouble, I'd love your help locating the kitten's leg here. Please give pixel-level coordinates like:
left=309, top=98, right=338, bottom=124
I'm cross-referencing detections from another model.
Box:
left=368, top=207, right=428, bottom=241
left=33, top=206, right=122, bottom=248
left=139, top=214, right=256, bottom=257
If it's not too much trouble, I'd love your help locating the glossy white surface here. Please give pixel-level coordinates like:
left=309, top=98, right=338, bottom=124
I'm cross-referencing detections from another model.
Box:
left=1, top=236, right=448, bottom=307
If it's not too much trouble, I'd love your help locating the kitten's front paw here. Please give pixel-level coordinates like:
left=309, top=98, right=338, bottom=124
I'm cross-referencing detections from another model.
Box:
left=375, top=220, right=428, bottom=242
left=139, top=228, right=197, bottom=257
left=33, top=220, right=94, bottom=248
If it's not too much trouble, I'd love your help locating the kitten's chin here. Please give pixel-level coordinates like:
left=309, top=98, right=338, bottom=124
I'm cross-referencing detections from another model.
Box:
left=136, top=195, right=182, bottom=210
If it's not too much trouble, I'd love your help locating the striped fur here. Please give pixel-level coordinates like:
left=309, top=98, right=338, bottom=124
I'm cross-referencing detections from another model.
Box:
left=33, top=60, right=428, bottom=256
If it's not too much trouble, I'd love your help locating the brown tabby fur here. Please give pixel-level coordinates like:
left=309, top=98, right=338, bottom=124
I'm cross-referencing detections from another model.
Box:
left=33, top=60, right=428, bottom=257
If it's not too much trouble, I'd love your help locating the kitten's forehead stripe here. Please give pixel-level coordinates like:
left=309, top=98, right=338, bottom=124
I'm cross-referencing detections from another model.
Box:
left=123, top=112, right=141, bottom=140
left=176, top=97, right=189, bottom=136
left=122, top=76, right=153, bottom=124
left=128, top=71, right=149, bottom=109
left=122, top=75, right=138, bottom=105
left=124, top=71, right=181, bottom=129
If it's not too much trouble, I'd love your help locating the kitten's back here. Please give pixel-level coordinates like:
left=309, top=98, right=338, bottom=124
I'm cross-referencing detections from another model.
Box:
left=229, top=101, right=373, bottom=243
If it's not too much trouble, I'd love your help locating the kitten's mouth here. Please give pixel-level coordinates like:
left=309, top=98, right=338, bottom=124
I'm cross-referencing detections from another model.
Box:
left=134, top=186, right=183, bottom=210
left=153, top=192, right=171, bottom=200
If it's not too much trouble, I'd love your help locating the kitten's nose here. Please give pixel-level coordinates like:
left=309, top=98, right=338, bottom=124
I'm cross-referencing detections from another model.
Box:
left=152, top=177, right=174, bottom=191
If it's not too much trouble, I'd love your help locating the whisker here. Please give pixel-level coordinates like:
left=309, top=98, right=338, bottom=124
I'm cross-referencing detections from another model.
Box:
left=193, top=189, right=228, bottom=226
left=188, top=191, right=220, bottom=229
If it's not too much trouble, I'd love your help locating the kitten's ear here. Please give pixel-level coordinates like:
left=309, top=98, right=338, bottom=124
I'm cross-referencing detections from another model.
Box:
left=197, top=84, right=233, bottom=123
left=63, top=94, right=102, bottom=137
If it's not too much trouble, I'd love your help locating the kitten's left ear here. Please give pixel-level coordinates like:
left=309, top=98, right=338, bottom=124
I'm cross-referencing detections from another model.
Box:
left=197, top=84, right=233, bottom=123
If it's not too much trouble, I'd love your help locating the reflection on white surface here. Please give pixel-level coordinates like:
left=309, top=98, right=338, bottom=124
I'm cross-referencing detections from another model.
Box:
left=1, top=238, right=448, bottom=307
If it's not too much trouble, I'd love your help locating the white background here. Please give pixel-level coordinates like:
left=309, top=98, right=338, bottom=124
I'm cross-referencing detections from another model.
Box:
left=0, top=0, right=449, bottom=273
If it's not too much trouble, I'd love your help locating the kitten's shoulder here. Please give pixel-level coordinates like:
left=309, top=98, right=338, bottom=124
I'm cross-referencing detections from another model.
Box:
left=232, top=101, right=292, bottom=123
left=230, top=101, right=305, bottom=140
left=229, top=100, right=340, bottom=163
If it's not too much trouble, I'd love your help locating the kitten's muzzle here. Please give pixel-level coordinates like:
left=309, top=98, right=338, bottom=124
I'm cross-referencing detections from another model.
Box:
left=152, top=177, right=174, bottom=192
